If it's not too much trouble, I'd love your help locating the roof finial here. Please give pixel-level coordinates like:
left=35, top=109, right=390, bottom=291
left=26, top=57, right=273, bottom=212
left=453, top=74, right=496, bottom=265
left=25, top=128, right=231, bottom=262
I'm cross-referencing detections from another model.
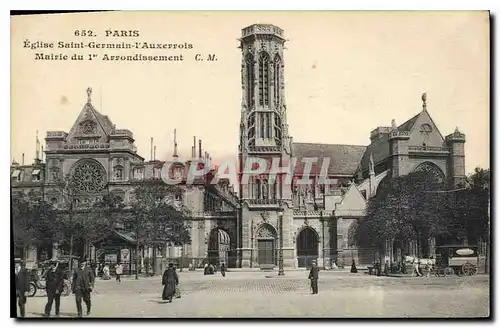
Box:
left=422, top=92, right=427, bottom=111
left=87, top=87, right=92, bottom=104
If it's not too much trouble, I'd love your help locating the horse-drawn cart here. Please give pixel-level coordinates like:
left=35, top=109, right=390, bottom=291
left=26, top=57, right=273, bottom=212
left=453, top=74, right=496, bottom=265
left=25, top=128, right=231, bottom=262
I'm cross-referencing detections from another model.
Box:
left=435, top=245, right=478, bottom=277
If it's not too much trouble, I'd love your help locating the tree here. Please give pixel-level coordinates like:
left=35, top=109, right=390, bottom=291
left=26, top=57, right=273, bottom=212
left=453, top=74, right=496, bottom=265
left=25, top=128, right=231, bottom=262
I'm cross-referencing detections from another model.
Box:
left=12, top=196, right=60, bottom=258
left=355, top=167, right=447, bottom=257
left=127, top=180, right=192, bottom=279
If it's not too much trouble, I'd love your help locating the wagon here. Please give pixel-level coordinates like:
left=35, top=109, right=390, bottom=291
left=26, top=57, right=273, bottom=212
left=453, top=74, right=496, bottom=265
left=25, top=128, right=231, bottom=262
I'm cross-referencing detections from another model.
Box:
left=435, top=245, right=478, bottom=277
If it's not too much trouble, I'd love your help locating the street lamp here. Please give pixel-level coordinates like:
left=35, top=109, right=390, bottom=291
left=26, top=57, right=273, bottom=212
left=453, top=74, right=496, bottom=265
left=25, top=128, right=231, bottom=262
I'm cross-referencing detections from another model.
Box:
left=277, top=207, right=285, bottom=276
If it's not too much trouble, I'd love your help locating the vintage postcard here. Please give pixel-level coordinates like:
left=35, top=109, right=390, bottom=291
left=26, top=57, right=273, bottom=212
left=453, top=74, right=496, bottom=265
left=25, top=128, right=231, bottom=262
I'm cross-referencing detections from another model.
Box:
left=10, top=11, right=490, bottom=318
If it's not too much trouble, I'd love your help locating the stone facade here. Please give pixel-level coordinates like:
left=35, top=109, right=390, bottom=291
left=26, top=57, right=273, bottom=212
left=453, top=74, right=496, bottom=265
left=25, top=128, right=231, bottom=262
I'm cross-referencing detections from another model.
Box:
left=237, top=24, right=467, bottom=269
left=12, top=24, right=467, bottom=270
left=11, top=88, right=239, bottom=268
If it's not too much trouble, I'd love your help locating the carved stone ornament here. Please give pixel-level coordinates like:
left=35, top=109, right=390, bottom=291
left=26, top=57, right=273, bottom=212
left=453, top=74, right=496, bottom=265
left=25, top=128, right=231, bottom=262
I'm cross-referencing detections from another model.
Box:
left=81, top=120, right=97, bottom=135
left=256, top=224, right=276, bottom=238
left=71, top=160, right=106, bottom=193
left=260, top=211, right=270, bottom=222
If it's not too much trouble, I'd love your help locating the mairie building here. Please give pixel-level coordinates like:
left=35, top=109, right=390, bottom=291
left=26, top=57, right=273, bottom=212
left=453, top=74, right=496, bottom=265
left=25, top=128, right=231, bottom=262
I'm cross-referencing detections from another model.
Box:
left=11, top=24, right=467, bottom=272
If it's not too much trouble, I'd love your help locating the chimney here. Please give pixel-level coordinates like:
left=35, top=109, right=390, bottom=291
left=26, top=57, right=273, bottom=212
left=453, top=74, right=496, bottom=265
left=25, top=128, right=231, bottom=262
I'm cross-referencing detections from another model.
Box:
left=193, top=136, right=196, bottom=158
left=153, top=146, right=156, bottom=161
left=41, top=146, right=44, bottom=162
left=191, top=146, right=194, bottom=159
left=150, top=137, right=153, bottom=161
left=198, top=139, right=202, bottom=158
left=22, top=153, right=25, bottom=165
left=173, top=128, right=178, bottom=157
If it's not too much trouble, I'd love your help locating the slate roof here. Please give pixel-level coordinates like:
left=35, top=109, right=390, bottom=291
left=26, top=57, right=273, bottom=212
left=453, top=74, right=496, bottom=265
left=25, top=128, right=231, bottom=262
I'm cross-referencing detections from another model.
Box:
left=292, top=142, right=367, bottom=176
left=396, top=113, right=420, bottom=132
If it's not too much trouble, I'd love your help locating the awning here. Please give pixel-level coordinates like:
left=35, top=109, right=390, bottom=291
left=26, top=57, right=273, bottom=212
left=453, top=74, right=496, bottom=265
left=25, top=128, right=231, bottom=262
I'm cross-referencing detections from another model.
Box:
left=11, top=170, right=20, bottom=178
left=32, top=169, right=41, bottom=175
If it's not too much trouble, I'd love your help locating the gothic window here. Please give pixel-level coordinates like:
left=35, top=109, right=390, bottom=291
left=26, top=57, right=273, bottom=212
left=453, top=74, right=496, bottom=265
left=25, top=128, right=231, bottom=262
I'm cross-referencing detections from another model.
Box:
left=81, top=120, right=97, bottom=135
left=273, top=55, right=281, bottom=107
left=420, top=124, right=433, bottom=135
left=266, top=113, right=272, bottom=139
left=255, top=179, right=261, bottom=199
left=258, top=52, right=270, bottom=106
left=246, top=54, right=254, bottom=107
left=260, top=114, right=265, bottom=138
left=71, top=160, right=107, bottom=194
left=413, top=161, right=445, bottom=185
left=272, top=181, right=277, bottom=199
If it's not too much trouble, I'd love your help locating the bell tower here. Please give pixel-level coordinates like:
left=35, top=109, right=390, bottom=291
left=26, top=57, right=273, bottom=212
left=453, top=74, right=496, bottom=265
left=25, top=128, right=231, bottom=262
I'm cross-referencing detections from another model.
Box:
left=238, top=24, right=292, bottom=201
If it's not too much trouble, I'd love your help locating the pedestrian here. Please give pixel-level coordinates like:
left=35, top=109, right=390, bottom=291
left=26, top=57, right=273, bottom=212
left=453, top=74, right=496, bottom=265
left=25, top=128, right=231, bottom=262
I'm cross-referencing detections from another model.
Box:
left=15, top=260, right=30, bottom=318
left=350, top=260, right=358, bottom=273
left=161, top=263, right=178, bottom=303
left=102, top=263, right=110, bottom=280
left=203, top=262, right=208, bottom=275
left=71, top=258, right=95, bottom=317
left=308, top=260, right=319, bottom=294
left=115, top=262, right=123, bottom=282
left=220, top=262, right=226, bottom=277
left=43, top=260, right=64, bottom=317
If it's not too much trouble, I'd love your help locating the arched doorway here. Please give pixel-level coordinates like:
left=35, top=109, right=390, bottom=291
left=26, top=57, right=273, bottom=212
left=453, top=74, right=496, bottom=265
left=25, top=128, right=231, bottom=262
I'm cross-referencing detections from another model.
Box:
left=208, top=228, right=232, bottom=267
left=297, top=227, right=319, bottom=268
left=255, top=223, right=277, bottom=269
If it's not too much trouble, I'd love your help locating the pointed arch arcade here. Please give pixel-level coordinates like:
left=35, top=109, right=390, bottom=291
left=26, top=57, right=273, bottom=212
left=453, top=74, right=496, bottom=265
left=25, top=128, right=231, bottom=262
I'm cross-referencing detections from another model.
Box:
left=258, top=52, right=270, bottom=106
left=296, top=226, right=319, bottom=268
left=413, top=161, right=445, bottom=184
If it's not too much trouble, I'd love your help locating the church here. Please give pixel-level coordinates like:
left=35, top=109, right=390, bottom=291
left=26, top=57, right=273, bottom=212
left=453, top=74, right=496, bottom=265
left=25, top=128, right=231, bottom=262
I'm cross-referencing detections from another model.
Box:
left=236, top=24, right=466, bottom=269
left=11, top=24, right=466, bottom=271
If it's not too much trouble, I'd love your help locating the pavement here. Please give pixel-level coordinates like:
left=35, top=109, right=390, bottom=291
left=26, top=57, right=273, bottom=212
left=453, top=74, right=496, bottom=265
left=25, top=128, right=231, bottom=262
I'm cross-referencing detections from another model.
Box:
left=18, top=270, right=490, bottom=318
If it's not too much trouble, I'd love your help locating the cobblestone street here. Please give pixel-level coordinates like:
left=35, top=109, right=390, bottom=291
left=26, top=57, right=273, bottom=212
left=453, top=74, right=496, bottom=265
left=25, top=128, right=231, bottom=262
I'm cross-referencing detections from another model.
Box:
left=21, top=271, right=490, bottom=318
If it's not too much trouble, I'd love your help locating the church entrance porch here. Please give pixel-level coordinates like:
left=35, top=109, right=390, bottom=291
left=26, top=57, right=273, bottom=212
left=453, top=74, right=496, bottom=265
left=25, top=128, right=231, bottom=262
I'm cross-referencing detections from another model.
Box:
left=296, top=227, right=319, bottom=268
left=207, top=228, right=232, bottom=267
left=255, top=223, right=278, bottom=269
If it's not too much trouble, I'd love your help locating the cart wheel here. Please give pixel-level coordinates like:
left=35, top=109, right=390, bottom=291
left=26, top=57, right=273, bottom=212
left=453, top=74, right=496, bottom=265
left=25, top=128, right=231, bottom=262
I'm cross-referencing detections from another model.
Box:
left=444, top=267, right=454, bottom=277
left=462, top=262, right=476, bottom=276
left=27, top=282, right=37, bottom=297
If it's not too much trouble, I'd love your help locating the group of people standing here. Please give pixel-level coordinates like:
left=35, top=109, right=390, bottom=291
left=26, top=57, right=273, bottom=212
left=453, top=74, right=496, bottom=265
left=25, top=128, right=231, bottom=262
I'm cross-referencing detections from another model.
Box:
left=15, top=258, right=95, bottom=318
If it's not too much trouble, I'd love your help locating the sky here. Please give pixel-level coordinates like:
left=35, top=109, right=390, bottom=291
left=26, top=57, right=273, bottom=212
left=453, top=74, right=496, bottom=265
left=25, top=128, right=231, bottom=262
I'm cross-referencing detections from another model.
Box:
left=11, top=11, right=490, bottom=173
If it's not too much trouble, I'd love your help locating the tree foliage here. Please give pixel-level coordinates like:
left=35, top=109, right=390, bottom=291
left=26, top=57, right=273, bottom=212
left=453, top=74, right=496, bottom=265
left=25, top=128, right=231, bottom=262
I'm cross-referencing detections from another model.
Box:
left=127, top=180, right=192, bottom=247
left=355, top=166, right=490, bottom=254
left=12, top=197, right=60, bottom=249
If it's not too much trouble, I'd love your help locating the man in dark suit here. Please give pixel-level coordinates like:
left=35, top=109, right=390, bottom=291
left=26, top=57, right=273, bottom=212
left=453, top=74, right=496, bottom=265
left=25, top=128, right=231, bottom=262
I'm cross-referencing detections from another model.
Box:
left=308, top=261, right=319, bottom=295
left=44, top=260, right=65, bottom=317
left=15, top=261, right=30, bottom=318
left=72, top=258, right=95, bottom=317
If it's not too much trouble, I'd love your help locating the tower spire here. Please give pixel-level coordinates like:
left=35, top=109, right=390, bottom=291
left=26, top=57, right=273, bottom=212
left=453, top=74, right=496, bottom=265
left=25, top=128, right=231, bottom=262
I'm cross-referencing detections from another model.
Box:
left=422, top=92, right=427, bottom=111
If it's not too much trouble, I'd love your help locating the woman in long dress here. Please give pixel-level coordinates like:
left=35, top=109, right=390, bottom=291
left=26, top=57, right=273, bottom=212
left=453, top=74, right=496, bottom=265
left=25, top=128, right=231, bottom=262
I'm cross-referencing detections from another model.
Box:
left=162, top=263, right=178, bottom=302
left=102, top=264, right=111, bottom=280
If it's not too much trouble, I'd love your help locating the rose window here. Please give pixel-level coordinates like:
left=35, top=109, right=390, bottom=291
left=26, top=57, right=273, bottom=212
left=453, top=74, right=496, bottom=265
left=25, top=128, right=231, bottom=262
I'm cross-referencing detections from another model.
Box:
left=72, top=160, right=106, bottom=193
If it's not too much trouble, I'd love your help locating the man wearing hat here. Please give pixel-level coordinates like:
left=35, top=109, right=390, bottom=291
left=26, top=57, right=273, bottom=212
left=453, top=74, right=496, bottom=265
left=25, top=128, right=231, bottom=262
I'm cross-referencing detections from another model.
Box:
left=71, top=258, right=95, bottom=317
left=15, top=260, right=30, bottom=318
left=308, top=261, right=319, bottom=295
left=44, top=260, right=65, bottom=317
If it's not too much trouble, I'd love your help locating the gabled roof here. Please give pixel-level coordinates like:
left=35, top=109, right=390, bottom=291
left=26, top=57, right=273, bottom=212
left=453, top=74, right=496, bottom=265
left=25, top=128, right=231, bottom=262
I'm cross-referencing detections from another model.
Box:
left=66, top=101, right=115, bottom=143
left=292, top=142, right=367, bottom=176
left=397, top=112, right=420, bottom=132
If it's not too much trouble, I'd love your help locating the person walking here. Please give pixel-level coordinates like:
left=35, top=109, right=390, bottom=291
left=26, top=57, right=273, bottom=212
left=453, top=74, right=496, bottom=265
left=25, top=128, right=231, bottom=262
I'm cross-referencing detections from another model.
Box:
left=43, top=260, right=65, bottom=317
left=115, top=262, right=123, bottom=282
left=220, top=262, right=226, bottom=277
left=308, top=261, right=319, bottom=295
left=15, top=261, right=30, bottom=318
left=102, top=263, right=110, bottom=280
left=71, top=258, right=95, bottom=317
left=161, top=263, right=178, bottom=303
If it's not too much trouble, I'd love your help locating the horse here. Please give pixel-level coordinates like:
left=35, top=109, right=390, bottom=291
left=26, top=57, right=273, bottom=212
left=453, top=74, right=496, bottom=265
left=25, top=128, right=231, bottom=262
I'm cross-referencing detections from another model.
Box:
left=403, top=256, right=436, bottom=277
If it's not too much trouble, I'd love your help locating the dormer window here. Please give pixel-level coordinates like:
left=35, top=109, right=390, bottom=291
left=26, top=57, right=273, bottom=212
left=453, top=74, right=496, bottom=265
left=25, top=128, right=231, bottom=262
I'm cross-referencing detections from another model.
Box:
left=11, top=170, right=21, bottom=181
left=32, top=169, right=41, bottom=181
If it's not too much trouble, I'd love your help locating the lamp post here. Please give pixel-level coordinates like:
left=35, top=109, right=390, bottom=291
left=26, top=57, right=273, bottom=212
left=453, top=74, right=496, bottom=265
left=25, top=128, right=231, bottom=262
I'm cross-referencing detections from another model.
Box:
left=277, top=207, right=285, bottom=276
